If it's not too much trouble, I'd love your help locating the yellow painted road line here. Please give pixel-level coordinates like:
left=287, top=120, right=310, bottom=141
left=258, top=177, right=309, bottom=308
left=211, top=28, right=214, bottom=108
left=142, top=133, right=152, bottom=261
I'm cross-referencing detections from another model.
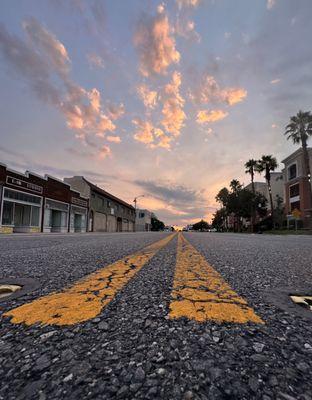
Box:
left=169, top=234, right=264, bottom=324
left=4, top=234, right=176, bottom=326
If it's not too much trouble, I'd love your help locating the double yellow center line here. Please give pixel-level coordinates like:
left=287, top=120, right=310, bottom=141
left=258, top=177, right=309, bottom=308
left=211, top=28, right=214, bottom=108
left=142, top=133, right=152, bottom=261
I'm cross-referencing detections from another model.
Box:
left=4, top=233, right=263, bottom=326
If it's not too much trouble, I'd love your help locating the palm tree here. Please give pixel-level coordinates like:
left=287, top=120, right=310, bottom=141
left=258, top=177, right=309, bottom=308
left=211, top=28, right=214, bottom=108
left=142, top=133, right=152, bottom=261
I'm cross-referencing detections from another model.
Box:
left=285, top=110, right=312, bottom=214
left=230, top=179, right=243, bottom=195
left=245, top=159, right=258, bottom=231
left=245, top=159, right=257, bottom=194
left=256, top=155, right=278, bottom=223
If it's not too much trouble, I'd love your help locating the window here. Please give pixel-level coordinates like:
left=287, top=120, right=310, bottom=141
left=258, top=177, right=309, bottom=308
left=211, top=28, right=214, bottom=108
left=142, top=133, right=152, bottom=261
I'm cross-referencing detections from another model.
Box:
left=291, top=201, right=300, bottom=211
left=31, top=206, right=40, bottom=226
left=288, top=164, right=297, bottom=180
left=45, top=199, right=69, bottom=212
left=107, top=200, right=111, bottom=207
left=2, top=201, right=14, bottom=225
left=139, top=212, right=145, bottom=218
left=4, top=188, right=41, bottom=205
left=14, top=204, right=31, bottom=227
left=289, top=183, right=300, bottom=198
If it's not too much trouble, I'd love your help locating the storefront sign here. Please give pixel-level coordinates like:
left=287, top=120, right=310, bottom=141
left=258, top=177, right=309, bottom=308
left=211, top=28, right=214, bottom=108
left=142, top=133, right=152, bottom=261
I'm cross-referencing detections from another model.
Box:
left=6, top=176, right=43, bottom=194
left=71, top=197, right=88, bottom=208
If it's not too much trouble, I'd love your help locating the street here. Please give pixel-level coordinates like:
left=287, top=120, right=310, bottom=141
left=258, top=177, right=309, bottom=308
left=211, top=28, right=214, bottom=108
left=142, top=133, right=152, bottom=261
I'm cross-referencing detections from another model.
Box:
left=1, top=232, right=312, bottom=400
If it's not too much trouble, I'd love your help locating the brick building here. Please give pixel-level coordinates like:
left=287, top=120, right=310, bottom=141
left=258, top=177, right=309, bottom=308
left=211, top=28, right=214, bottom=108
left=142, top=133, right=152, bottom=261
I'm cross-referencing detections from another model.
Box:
left=0, top=163, right=88, bottom=234
left=282, top=147, right=312, bottom=228
left=64, top=176, right=135, bottom=232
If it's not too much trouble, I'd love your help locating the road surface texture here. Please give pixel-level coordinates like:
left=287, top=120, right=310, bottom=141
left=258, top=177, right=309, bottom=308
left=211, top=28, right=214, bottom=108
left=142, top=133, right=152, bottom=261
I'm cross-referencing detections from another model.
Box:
left=0, top=231, right=312, bottom=400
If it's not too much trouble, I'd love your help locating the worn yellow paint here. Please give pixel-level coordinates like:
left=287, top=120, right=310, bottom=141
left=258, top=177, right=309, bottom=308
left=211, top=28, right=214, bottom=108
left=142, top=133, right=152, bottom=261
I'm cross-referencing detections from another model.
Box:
left=169, top=234, right=264, bottom=324
left=4, top=234, right=175, bottom=326
left=0, top=226, right=13, bottom=234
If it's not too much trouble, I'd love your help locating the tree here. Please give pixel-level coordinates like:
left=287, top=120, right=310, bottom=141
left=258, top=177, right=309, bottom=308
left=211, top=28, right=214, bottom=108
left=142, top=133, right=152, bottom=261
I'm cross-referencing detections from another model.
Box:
left=215, top=187, right=230, bottom=208
left=215, top=187, right=230, bottom=230
left=192, top=219, right=210, bottom=231
left=245, top=159, right=257, bottom=194
left=211, top=208, right=227, bottom=230
left=151, top=216, right=165, bottom=231
left=229, top=179, right=243, bottom=195
left=245, top=159, right=258, bottom=231
left=285, top=110, right=312, bottom=223
left=255, top=155, right=278, bottom=223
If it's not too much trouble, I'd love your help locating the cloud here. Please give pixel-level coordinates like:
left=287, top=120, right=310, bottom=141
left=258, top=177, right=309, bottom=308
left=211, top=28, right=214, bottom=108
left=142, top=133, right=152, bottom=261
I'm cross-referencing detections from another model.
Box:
left=137, top=84, right=158, bottom=109
left=196, top=109, right=228, bottom=124
left=90, top=1, right=106, bottom=31
left=132, top=118, right=155, bottom=144
left=161, top=71, right=186, bottom=137
left=98, top=145, right=111, bottom=159
left=134, top=5, right=180, bottom=76
left=175, top=19, right=201, bottom=42
left=87, top=52, right=105, bottom=69
left=134, top=178, right=215, bottom=224
left=107, top=103, right=125, bottom=120
left=0, top=19, right=121, bottom=151
left=106, top=135, right=121, bottom=143
left=176, top=0, right=200, bottom=9
left=135, top=179, right=201, bottom=203
left=0, top=145, right=113, bottom=180
left=132, top=118, right=172, bottom=149
left=267, top=0, right=276, bottom=10
left=23, top=17, right=70, bottom=77
left=270, top=78, right=281, bottom=84
left=222, top=87, right=247, bottom=105
left=133, top=71, right=185, bottom=149
left=224, top=32, right=231, bottom=39
left=191, top=73, right=247, bottom=106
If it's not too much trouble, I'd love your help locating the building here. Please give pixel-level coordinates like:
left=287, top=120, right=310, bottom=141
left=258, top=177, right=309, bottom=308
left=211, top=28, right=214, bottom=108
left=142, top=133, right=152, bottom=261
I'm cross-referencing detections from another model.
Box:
left=245, top=172, right=284, bottom=210
left=282, top=147, right=312, bottom=228
left=64, top=176, right=135, bottom=232
left=0, top=163, right=88, bottom=234
left=135, top=209, right=152, bottom=232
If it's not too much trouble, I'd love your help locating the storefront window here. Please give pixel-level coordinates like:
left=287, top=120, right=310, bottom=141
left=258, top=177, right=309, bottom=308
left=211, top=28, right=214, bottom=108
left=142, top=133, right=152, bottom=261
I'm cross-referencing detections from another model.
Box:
left=14, top=204, right=31, bottom=226
left=2, top=188, right=42, bottom=228
left=31, top=206, right=40, bottom=226
left=2, top=201, right=14, bottom=225
left=4, top=188, right=41, bottom=204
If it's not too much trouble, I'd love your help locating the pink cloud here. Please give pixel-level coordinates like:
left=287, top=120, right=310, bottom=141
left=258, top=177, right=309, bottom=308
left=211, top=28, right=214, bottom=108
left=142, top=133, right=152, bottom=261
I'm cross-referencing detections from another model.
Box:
left=107, top=135, right=121, bottom=143
left=134, top=5, right=180, bottom=76
left=161, top=71, right=186, bottom=137
left=196, top=109, right=228, bottom=124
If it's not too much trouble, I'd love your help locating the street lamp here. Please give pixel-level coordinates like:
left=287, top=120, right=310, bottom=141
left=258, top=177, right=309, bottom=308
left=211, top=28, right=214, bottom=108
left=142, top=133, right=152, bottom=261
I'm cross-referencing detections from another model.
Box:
left=133, top=195, right=144, bottom=232
left=133, top=195, right=145, bottom=212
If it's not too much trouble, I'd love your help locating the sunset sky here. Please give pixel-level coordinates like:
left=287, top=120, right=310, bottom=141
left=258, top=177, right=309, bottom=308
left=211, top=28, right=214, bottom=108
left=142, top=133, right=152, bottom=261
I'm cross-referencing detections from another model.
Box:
left=1, top=0, right=312, bottom=225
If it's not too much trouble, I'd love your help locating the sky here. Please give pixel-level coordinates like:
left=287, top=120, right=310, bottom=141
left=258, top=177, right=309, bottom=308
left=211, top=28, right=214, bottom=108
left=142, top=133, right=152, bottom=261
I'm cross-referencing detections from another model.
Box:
left=1, top=0, right=312, bottom=226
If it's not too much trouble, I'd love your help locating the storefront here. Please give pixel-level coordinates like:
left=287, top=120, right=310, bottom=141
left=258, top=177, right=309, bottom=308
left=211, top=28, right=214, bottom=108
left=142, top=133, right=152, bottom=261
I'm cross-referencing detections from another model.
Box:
left=43, top=198, right=69, bottom=233
left=69, top=196, right=88, bottom=233
left=1, top=187, right=42, bottom=233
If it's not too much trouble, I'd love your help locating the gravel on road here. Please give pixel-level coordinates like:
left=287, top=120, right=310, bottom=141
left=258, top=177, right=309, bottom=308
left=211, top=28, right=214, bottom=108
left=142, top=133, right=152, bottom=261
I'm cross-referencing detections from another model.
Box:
left=1, top=232, right=312, bottom=400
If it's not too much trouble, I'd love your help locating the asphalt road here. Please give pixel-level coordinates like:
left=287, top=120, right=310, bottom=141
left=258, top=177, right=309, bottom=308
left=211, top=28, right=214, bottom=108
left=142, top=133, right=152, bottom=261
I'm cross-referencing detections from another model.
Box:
left=0, top=232, right=312, bottom=400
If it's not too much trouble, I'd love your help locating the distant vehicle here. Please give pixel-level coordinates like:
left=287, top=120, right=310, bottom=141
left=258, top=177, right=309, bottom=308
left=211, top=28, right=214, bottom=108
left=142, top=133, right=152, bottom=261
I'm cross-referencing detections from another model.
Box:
left=208, top=228, right=217, bottom=232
